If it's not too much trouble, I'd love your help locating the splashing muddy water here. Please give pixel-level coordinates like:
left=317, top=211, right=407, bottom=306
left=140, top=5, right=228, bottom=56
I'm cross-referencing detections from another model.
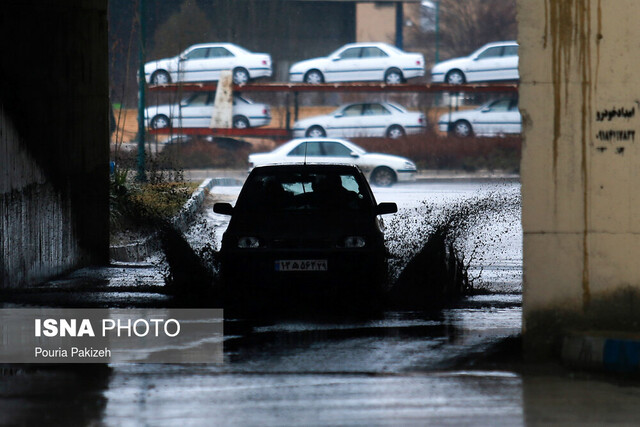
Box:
left=159, top=180, right=521, bottom=311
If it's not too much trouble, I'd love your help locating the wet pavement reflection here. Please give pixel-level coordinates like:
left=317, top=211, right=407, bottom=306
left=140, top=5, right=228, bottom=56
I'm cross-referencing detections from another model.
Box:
left=3, top=179, right=640, bottom=425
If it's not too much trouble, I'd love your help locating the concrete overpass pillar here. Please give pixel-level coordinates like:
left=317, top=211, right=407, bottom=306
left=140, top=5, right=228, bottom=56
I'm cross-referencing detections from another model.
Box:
left=520, top=0, right=640, bottom=357
left=0, top=0, right=109, bottom=288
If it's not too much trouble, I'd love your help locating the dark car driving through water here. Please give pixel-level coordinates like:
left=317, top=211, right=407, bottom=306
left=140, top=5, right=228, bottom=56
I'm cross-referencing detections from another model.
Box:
left=214, top=164, right=397, bottom=306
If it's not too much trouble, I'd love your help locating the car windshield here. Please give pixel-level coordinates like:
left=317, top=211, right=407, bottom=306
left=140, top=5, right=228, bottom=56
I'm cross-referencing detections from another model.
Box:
left=181, top=93, right=209, bottom=106
left=329, top=45, right=354, bottom=58
left=382, top=44, right=404, bottom=55
left=235, top=170, right=371, bottom=213
left=385, top=102, right=406, bottom=113
left=234, top=95, right=252, bottom=104
left=481, top=98, right=517, bottom=111
left=226, top=44, right=249, bottom=54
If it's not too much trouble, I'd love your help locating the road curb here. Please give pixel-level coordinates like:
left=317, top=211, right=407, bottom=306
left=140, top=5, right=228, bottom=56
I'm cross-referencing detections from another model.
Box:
left=171, top=178, right=215, bottom=233
left=562, top=332, right=640, bottom=374
left=110, top=178, right=215, bottom=262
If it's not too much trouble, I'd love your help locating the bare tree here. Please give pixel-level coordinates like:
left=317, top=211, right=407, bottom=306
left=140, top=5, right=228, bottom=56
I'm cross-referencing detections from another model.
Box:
left=408, top=0, right=517, bottom=68
left=150, top=0, right=214, bottom=60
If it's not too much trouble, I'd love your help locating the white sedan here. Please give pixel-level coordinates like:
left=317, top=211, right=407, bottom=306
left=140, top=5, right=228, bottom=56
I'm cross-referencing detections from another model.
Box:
left=438, top=98, right=521, bottom=137
left=144, top=43, right=272, bottom=85
left=145, top=93, right=271, bottom=129
left=431, top=41, right=519, bottom=84
left=289, top=42, right=425, bottom=84
left=293, top=102, right=426, bottom=139
left=248, top=138, right=417, bottom=187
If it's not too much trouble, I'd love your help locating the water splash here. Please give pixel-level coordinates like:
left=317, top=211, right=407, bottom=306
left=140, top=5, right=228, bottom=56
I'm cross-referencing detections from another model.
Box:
left=386, top=191, right=521, bottom=309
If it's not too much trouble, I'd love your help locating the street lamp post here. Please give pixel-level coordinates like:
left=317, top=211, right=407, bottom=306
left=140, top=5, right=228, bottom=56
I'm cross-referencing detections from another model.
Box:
left=136, top=0, right=147, bottom=182
left=395, top=1, right=404, bottom=50
left=434, top=0, right=440, bottom=63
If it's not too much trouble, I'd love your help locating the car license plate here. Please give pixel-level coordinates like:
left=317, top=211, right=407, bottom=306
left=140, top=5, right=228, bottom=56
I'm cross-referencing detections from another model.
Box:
left=275, top=260, right=328, bottom=272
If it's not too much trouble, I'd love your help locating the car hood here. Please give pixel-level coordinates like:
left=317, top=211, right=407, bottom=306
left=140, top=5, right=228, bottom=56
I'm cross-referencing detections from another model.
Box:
left=145, top=103, right=174, bottom=115
left=290, top=57, right=327, bottom=72
left=293, top=114, right=331, bottom=128
left=438, top=109, right=478, bottom=123
left=431, top=56, right=470, bottom=73
left=359, top=153, right=415, bottom=169
left=145, top=57, right=177, bottom=71
left=227, top=210, right=376, bottom=242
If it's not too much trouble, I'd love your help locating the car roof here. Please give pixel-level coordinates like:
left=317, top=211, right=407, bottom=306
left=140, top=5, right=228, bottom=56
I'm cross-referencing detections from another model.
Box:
left=251, top=163, right=363, bottom=175
left=275, top=138, right=365, bottom=153
left=186, top=42, right=240, bottom=50
left=479, top=41, right=518, bottom=49
left=339, top=42, right=396, bottom=50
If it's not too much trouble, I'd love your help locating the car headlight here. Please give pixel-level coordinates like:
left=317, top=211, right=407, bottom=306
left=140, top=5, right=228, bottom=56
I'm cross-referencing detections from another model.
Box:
left=403, top=161, right=416, bottom=170
left=343, top=236, right=366, bottom=248
left=237, top=237, right=261, bottom=248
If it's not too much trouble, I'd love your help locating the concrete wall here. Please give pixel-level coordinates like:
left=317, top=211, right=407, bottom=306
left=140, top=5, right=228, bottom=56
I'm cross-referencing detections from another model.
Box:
left=520, top=0, right=640, bottom=357
left=0, top=0, right=110, bottom=288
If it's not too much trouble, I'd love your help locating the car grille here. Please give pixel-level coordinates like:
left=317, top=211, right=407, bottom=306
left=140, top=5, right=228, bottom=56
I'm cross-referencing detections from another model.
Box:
left=270, top=238, right=334, bottom=249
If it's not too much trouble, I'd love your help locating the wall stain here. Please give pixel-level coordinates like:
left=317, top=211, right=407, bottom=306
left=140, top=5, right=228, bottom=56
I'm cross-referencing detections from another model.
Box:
left=546, top=0, right=596, bottom=309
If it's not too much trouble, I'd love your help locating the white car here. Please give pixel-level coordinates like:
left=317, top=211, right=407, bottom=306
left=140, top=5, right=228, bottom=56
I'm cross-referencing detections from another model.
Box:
left=144, top=43, right=272, bottom=85
left=293, top=102, right=426, bottom=139
left=145, top=93, right=271, bottom=129
left=431, top=41, right=519, bottom=84
left=438, top=98, right=521, bottom=137
left=289, top=42, right=425, bottom=84
left=248, top=138, right=417, bottom=187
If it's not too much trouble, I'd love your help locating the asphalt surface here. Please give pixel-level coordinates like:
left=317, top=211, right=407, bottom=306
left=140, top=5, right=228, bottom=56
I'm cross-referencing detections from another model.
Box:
left=3, top=178, right=640, bottom=426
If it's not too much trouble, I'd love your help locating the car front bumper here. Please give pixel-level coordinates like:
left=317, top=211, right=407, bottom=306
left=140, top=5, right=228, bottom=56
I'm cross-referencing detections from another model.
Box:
left=396, top=170, right=417, bottom=182
left=220, top=247, right=386, bottom=294
left=247, top=115, right=272, bottom=127
left=289, top=72, right=304, bottom=83
left=431, top=72, right=445, bottom=83
left=438, top=122, right=450, bottom=132
left=405, top=125, right=427, bottom=135
left=401, top=67, right=425, bottom=80
left=248, top=67, right=272, bottom=79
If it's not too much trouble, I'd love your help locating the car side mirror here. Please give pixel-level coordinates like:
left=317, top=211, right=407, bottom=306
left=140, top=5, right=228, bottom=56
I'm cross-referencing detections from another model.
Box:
left=350, top=151, right=359, bottom=158
left=481, top=106, right=491, bottom=113
left=376, top=202, right=398, bottom=215
left=334, top=113, right=343, bottom=118
left=213, top=202, right=234, bottom=215
left=332, top=56, right=341, bottom=62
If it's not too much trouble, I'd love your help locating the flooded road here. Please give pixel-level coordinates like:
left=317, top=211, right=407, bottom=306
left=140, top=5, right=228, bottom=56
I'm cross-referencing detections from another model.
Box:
left=5, top=178, right=640, bottom=425
left=110, top=178, right=522, bottom=425
left=10, top=178, right=637, bottom=425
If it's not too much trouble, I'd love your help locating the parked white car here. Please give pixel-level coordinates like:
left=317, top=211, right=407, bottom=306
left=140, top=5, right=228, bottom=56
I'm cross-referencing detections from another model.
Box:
left=248, top=138, right=417, bottom=187
left=145, top=93, right=271, bottom=129
left=438, top=98, right=521, bottom=137
left=293, top=102, right=426, bottom=139
left=144, top=43, right=272, bottom=85
left=431, top=41, right=519, bottom=84
left=289, top=43, right=425, bottom=84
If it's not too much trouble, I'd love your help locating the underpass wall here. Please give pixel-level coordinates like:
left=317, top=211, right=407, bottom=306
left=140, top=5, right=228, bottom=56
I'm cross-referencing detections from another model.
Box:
left=0, top=0, right=109, bottom=288
left=519, top=0, right=640, bottom=358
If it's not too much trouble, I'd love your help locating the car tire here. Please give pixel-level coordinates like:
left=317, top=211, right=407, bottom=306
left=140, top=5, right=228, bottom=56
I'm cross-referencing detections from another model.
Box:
left=386, top=125, right=405, bottom=139
left=384, top=68, right=404, bottom=84
left=452, top=120, right=472, bottom=137
left=304, top=70, right=324, bottom=84
left=150, top=70, right=171, bottom=85
left=370, top=167, right=397, bottom=187
left=233, top=115, right=250, bottom=129
left=150, top=114, right=170, bottom=129
left=305, top=125, right=326, bottom=138
left=445, top=69, right=466, bottom=85
left=232, top=67, right=250, bottom=85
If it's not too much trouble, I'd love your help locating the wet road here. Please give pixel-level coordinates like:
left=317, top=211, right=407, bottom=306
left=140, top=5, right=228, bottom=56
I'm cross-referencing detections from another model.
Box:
left=4, top=178, right=640, bottom=425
